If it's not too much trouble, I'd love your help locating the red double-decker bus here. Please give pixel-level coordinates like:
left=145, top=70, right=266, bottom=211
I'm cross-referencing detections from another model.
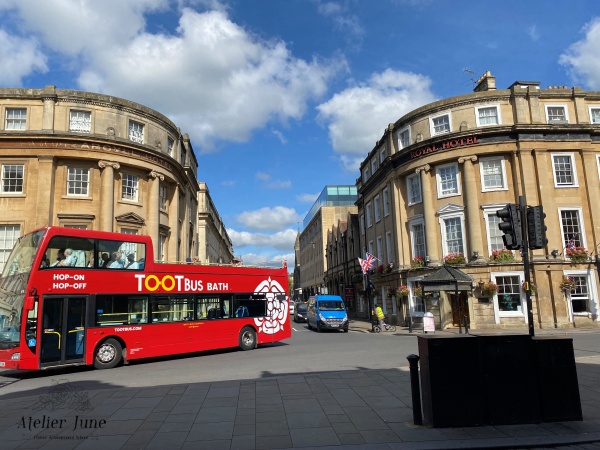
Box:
left=0, top=227, right=291, bottom=370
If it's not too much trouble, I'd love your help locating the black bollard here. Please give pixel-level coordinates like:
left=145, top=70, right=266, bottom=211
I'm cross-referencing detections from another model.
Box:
left=406, top=354, right=423, bottom=426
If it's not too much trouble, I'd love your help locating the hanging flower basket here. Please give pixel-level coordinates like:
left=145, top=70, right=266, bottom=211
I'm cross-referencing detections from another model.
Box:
left=413, top=287, right=422, bottom=298
left=559, top=276, right=576, bottom=292
left=397, top=285, right=410, bottom=297
left=444, top=252, right=466, bottom=265
left=490, top=248, right=515, bottom=263
left=566, top=246, right=589, bottom=263
left=480, top=281, right=498, bottom=296
left=521, top=280, right=537, bottom=294
left=411, top=256, right=425, bottom=268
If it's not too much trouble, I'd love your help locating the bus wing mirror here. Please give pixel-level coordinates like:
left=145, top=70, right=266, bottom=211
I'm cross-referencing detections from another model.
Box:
left=24, top=296, right=35, bottom=311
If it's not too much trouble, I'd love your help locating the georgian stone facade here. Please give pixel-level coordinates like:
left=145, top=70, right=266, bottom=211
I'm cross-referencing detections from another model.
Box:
left=0, top=85, right=225, bottom=267
left=358, top=72, right=600, bottom=331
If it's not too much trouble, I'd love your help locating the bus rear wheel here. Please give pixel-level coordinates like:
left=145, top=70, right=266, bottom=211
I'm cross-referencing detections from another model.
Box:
left=239, top=327, right=256, bottom=351
left=94, top=338, right=123, bottom=369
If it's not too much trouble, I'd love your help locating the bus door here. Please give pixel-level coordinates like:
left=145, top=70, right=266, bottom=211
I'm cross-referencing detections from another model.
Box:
left=40, top=296, right=87, bottom=367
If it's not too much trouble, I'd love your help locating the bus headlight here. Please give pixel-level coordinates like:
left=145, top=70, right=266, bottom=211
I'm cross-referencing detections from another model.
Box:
left=11, top=353, right=20, bottom=360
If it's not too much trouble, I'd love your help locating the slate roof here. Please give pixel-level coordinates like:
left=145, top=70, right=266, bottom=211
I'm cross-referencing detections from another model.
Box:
left=420, top=264, right=473, bottom=288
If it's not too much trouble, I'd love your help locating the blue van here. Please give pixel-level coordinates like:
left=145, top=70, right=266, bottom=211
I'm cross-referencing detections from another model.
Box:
left=306, top=295, right=348, bottom=332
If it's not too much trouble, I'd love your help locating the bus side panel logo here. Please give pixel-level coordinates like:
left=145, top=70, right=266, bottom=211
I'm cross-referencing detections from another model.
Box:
left=253, top=277, right=287, bottom=334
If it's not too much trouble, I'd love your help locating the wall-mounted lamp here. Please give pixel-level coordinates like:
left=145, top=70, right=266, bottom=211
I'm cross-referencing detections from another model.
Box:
left=551, top=249, right=559, bottom=259
left=472, top=251, right=479, bottom=260
left=425, top=255, right=431, bottom=265
left=478, top=280, right=485, bottom=289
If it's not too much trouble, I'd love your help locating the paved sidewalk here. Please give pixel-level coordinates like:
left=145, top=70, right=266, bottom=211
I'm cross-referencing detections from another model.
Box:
left=0, top=323, right=599, bottom=450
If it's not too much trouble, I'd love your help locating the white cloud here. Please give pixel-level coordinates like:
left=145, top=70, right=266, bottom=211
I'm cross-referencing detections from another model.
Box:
left=297, top=192, right=319, bottom=203
left=1, top=2, right=345, bottom=152
left=255, top=172, right=271, bottom=181
left=0, top=29, right=47, bottom=85
left=528, top=25, right=539, bottom=41
left=228, top=228, right=298, bottom=251
left=559, top=18, right=600, bottom=89
left=317, top=69, right=436, bottom=171
left=236, top=207, right=301, bottom=231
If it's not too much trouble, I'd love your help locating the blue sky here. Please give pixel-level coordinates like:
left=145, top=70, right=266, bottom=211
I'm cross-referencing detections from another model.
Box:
left=2, top=0, right=600, bottom=267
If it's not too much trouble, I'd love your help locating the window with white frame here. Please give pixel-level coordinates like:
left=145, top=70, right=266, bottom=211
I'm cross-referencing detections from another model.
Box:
left=436, top=163, right=460, bottom=198
left=552, top=153, right=577, bottom=187
left=493, top=273, right=524, bottom=313
left=366, top=202, right=373, bottom=227
left=128, top=120, right=144, bottom=143
left=406, top=173, right=422, bottom=205
left=475, top=105, right=500, bottom=126
left=376, top=236, right=383, bottom=262
left=443, top=217, right=465, bottom=255
left=480, top=157, right=507, bottom=191
left=409, top=218, right=426, bottom=259
left=5, top=108, right=26, bottom=130
left=0, top=224, right=20, bottom=272
left=565, top=273, right=593, bottom=314
left=159, top=183, right=167, bottom=210
left=560, top=208, right=586, bottom=251
left=545, top=105, right=568, bottom=123
left=430, top=113, right=450, bottom=135
left=167, top=137, right=174, bottom=156
left=379, top=146, right=386, bottom=163
left=122, top=173, right=139, bottom=202
left=589, top=107, right=600, bottom=124
left=360, top=214, right=365, bottom=235
left=383, top=188, right=390, bottom=216
left=371, top=158, right=378, bottom=175
left=374, top=194, right=381, bottom=222
left=69, top=110, right=91, bottom=133
left=368, top=240, right=374, bottom=257
left=385, top=231, right=393, bottom=264
left=67, top=167, right=89, bottom=196
left=158, top=234, right=166, bottom=261
left=408, top=277, right=424, bottom=314
left=398, top=127, right=410, bottom=149
left=363, top=166, right=370, bottom=183
left=1, top=164, right=24, bottom=193
left=484, top=210, right=505, bottom=255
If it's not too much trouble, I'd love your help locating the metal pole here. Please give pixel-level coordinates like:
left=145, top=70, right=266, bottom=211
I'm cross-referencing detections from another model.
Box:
left=407, top=354, right=423, bottom=426
left=455, top=283, right=462, bottom=334
left=520, top=196, right=535, bottom=337
left=366, top=272, right=375, bottom=331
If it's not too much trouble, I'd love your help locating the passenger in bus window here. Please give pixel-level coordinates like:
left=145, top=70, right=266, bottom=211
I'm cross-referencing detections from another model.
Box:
left=40, top=254, right=50, bottom=269
left=99, top=253, right=110, bottom=268
left=57, top=248, right=77, bottom=267
left=50, top=249, right=65, bottom=267
left=125, top=253, right=139, bottom=269
left=108, top=251, right=124, bottom=268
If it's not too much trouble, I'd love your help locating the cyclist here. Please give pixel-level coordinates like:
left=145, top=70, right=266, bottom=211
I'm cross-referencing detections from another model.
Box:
left=375, top=304, right=386, bottom=328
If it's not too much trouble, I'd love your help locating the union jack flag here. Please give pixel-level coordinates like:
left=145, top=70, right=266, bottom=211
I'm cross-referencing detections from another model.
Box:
left=568, top=235, right=576, bottom=249
left=358, top=253, right=376, bottom=274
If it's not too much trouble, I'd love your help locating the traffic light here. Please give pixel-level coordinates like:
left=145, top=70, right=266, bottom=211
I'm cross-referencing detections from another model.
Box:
left=527, top=205, right=548, bottom=250
left=496, top=203, right=522, bottom=250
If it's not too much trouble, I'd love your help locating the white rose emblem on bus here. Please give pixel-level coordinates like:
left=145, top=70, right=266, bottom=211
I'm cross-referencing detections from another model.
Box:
left=253, top=277, right=287, bottom=334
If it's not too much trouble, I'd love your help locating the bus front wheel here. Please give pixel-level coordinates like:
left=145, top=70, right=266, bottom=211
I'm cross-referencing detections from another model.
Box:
left=239, top=327, right=256, bottom=351
left=94, top=338, right=123, bottom=369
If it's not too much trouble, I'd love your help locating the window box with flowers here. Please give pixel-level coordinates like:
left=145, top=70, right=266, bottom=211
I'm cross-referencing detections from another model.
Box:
left=444, top=252, right=466, bottom=265
left=559, top=276, right=576, bottom=292
left=480, top=281, right=498, bottom=296
left=566, top=246, right=589, bottom=263
left=490, top=248, right=515, bottom=263
left=411, top=256, right=425, bottom=268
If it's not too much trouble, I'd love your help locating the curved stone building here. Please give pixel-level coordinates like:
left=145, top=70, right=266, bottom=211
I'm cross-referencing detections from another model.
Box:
left=0, top=85, right=201, bottom=267
left=358, top=71, right=600, bottom=330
